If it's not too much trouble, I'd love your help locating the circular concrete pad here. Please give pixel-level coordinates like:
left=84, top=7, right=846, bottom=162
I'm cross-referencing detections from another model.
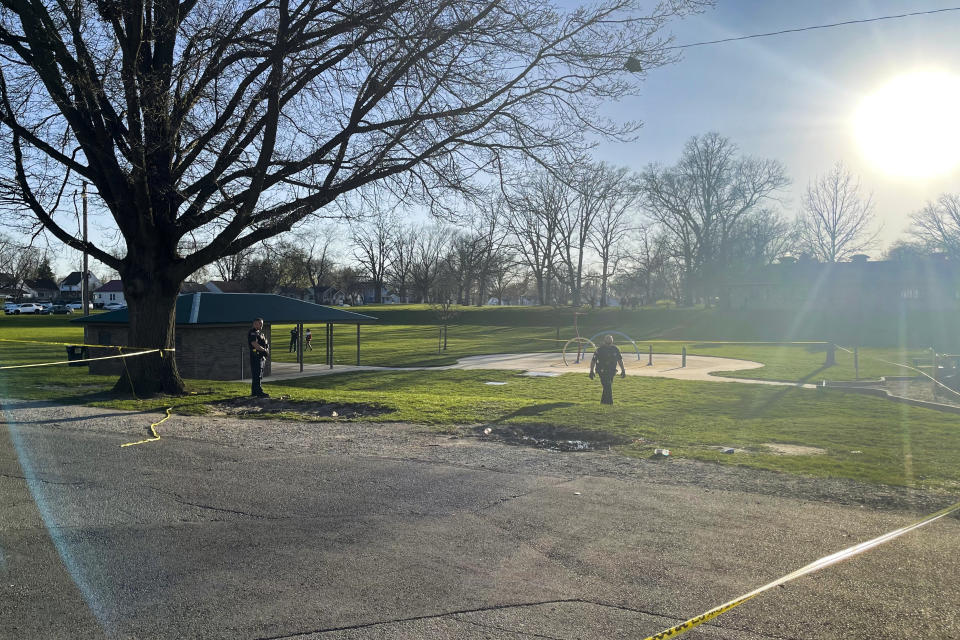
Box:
left=449, top=352, right=765, bottom=382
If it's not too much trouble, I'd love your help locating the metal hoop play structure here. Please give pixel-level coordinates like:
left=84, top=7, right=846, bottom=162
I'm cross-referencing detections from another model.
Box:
left=561, top=337, right=597, bottom=366
left=588, top=331, right=643, bottom=361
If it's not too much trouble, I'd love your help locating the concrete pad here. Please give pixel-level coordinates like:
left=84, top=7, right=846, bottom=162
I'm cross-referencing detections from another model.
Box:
left=264, top=353, right=812, bottom=388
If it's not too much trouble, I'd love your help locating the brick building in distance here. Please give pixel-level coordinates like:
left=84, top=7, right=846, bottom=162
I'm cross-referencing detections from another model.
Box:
left=724, top=255, right=960, bottom=312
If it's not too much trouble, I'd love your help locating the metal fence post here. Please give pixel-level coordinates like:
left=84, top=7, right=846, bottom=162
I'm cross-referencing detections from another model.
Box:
left=681, top=345, right=686, bottom=368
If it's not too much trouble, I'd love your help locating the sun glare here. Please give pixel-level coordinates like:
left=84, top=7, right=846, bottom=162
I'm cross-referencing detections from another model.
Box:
left=853, top=70, right=960, bottom=179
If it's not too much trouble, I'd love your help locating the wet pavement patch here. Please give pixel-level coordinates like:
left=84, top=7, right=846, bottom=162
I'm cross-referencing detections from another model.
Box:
left=208, top=396, right=389, bottom=419
left=473, top=424, right=630, bottom=452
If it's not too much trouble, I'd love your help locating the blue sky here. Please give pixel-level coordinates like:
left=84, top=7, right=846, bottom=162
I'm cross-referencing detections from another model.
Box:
left=592, top=0, right=960, bottom=251
left=49, top=1, right=960, bottom=277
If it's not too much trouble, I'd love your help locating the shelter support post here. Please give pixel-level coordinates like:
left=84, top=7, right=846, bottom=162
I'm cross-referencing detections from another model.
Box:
left=328, top=323, right=333, bottom=369
left=356, top=324, right=360, bottom=365
left=648, top=345, right=653, bottom=366
left=299, top=322, right=304, bottom=373
left=681, top=345, right=686, bottom=368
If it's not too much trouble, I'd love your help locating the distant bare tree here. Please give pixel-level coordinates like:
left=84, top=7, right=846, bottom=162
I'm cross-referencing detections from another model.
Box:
left=909, top=193, right=960, bottom=259
left=795, top=161, right=878, bottom=263
left=387, top=224, right=418, bottom=304
left=351, top=206, right=396, bottom=304
left=640, top=133, right=789, bottom=305
left=584, top=165, right=640, bottom=306
left=292, top=223, right=341, bottom=303
left=503, top=172, right=565, bottom=305
left=410, top=225, right=450, bottom=303
left=727, top=208, right=793, bottom=273
left=0, top=234, right=44, bottom=301
left=212, top=247, right=254, bottom=283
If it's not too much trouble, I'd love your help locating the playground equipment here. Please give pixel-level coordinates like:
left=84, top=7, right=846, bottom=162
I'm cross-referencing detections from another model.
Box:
left=560, top=330, right=644, bottom=366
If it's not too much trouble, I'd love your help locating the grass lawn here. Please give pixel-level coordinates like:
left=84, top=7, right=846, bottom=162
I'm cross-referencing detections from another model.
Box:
left=1, top=310, right=958, bottom=491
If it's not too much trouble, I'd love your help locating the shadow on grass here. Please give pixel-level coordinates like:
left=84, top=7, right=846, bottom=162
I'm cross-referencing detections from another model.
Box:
left=488, top=402, right=576, bottom=424
left=742, top=365, right=830, bottom=419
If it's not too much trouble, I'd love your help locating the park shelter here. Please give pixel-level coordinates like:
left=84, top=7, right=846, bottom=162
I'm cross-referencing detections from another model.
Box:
left=72, top=293, right=378, bottom=380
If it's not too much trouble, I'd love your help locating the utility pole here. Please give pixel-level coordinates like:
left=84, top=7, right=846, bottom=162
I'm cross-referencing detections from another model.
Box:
left=82, top=182, right=89, bottom=316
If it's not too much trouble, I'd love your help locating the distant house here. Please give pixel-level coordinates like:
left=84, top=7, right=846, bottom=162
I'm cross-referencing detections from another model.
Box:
left=93, top=280, right=125, bottom=308
left=314, top=286, right=345, bottom=305
left=204, top=280, right=249, bottom=293
left=350, top=280, right=390, bottom=304
left=179, top=281, right=207, bottom=294
left=0, top=273, right=38, bottom=301
left=275, top=286, right=313, bottom=301
left=724, top=255, right=960, bottom=312
left=59, top=271, right=101, bottom=299
left=25, top=277, right=59, bottom=300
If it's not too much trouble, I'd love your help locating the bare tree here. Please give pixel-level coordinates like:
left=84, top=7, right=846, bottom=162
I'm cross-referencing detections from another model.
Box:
left=292, top=222, right=341, bottom=303
left=0, top=0, right=707, bottom=393
left=795, top=161, right=878, bottom=263
left=0, top=234, right=45, bottom=301
left=909, top=193, right=960, bottom=259
left=386, top=223, right=417, bottom=304
left=212, top=247, right=254, bottom=283
left=727, top=208, right=793, bottom=274
left=502, top=172, right=565, bottom=305
left=584, top=164, right=640, bottom=306
left=617, top=226, right=672, bottom=306
left=410, top=225, right=450, bottom=303
left=640, top=133, right=789, bottom=305
left=351, top=207, right=396, bottom=304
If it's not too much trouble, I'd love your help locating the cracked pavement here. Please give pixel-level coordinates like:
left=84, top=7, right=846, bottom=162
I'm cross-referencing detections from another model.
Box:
left=1, top=399, right=958, bottom=639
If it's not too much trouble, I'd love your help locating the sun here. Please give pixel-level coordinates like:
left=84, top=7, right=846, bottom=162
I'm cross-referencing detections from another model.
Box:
left=853, top=70, right=960, bottom=179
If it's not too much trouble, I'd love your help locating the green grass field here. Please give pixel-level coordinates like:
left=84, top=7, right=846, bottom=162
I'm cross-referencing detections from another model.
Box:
left=1, top=308, right=958, bottom=491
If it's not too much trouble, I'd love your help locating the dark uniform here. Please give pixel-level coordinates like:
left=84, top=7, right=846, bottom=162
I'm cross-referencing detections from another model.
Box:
left=289, top=327, right=298, bottom=352
left=249, top=326, right=270, bottom=397
left=591, top=344, right=624, bottom=405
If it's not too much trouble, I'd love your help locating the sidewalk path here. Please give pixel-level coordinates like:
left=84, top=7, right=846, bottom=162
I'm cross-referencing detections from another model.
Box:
left=266, top=353, right=819, bottom=389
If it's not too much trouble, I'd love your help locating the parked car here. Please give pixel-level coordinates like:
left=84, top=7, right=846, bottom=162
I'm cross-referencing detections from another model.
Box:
left=4, top=302, right=19, bottom=314
left=15, top=303, right=48, bottom=314
left=51, top=304, right=73, bottom=314
left=103, top=302, right=126, bottom=310
left=67, top=301, right=93, bottom=311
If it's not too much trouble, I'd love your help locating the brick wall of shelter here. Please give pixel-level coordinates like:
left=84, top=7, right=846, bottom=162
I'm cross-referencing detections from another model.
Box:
left=84, top=323, right=272, bottom=381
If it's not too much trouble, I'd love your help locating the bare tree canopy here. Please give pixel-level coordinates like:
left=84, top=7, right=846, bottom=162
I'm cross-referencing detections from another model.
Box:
left=909, top=193, right=960, bottom=259
left=795, top=161, right=878, bottom=263
left=0, top=0, right=708, bottom=392
left=640, top=132, right=789, bottom=305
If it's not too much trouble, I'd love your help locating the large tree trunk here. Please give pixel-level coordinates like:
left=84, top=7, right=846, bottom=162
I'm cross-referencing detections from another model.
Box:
left=114, top=267, right=185, bottom=396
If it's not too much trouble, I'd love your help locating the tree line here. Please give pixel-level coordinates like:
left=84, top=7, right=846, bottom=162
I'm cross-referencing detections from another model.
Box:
left=194, top=132, right=956, bottom=310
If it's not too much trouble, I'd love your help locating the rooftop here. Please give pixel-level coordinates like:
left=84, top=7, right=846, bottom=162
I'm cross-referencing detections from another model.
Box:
left=71, top=292, right=378, bottom=325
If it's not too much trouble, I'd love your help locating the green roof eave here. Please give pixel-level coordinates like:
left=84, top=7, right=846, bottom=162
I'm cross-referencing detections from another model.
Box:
left=71, top=293, right=378, bottom=325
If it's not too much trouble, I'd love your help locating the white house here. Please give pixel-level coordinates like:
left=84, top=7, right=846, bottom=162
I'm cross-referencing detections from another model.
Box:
left=93, top=279, right=125, bottom=307
left=59, top=271, right=102, bottom=298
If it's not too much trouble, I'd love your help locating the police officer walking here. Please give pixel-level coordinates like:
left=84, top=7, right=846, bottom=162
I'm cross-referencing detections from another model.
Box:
left=589, top=334, right=626, bottom=405
left=248, top=318, right=270, bottom=397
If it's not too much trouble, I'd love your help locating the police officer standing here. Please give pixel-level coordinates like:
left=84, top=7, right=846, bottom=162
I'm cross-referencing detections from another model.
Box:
left=248, top=318, right=270, bottom=397
left=589, top=334, right=626, bottom=405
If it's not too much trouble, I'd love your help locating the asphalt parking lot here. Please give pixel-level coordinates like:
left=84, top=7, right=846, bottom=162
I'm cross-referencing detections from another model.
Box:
left=2, top=400, right=958, bottom=639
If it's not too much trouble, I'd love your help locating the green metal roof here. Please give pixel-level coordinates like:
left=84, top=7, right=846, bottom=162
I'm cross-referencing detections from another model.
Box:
left=71, top=293, right=378, bottom=325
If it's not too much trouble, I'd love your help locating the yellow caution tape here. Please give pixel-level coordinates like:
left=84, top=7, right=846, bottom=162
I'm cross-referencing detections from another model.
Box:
left=643, top=498, right=960, bottom=639
left=0, top=337, right=175, bottom=351
left=0, top=349, right=161, bottom=369
left=120, top=406, right=171, bottom=447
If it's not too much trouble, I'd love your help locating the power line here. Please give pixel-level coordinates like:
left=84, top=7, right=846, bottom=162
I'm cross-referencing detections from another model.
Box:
left=668, top=6, right=960, bottom=50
